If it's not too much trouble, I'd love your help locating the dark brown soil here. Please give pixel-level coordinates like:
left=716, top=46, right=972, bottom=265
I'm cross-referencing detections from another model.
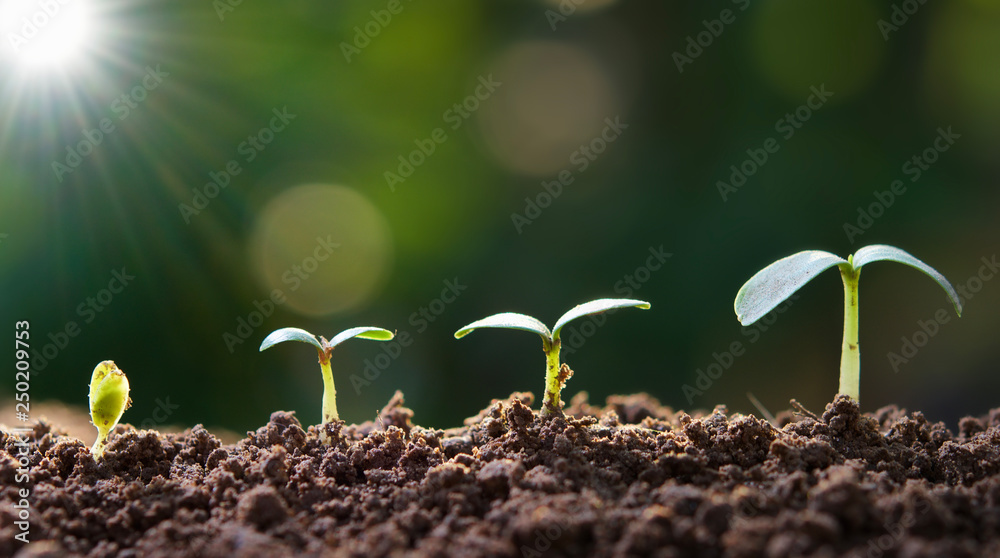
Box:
left=3, top=392, right=1000, bottom=557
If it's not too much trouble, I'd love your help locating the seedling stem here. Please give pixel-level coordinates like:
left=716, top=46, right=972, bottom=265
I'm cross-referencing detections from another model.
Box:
left=318, top=346, right=338, bottom=423
left=839, top=260, right=861, bottom=399
left=542, top=337, right=562, bottom=415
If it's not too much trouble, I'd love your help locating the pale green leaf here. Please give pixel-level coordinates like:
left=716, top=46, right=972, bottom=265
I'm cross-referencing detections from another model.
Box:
left=328, top=327, right=395, bottom=348
left=552, top=298, right=651, bottom=339
left=259, top=327, right=324, bottom=352
left=852, top=244, right=962, bottom=316
left=454, top=312, right=552, bottom=340
left=735, top=250, right=847, bottom=325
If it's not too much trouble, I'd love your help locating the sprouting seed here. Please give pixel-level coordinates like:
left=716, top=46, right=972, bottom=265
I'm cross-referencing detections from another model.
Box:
left=89, top=360, right=131, bottom=461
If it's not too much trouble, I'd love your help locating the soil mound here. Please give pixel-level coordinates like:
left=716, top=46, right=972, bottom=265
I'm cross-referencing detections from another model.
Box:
left=3, top=392, right=999, bottom=557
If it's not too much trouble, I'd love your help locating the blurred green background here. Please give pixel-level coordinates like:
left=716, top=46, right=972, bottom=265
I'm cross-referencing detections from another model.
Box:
left=1, top=0, right=997, bottom=435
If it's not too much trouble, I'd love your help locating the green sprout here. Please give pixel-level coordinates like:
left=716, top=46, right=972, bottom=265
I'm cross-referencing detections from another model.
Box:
left=89, top=360, right=131, bottom=461
left=259, top=326, right=394, bottom=424
left=734, top=244, right=962, bottom=402
left=455, top=298, right=651, bottom=417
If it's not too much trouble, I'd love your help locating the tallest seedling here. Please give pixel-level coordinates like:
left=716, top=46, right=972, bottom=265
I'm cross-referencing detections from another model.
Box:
left=734, top=244, right=962, bottom=401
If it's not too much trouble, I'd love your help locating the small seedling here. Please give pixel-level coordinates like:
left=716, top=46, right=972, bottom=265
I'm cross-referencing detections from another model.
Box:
left=734, top=244, right=962, bottom=401
left=89, top=360, right=131, bottom=461
left=455, top=298, right=651, bottom=417
left=259, top=326, right=394, bottom=424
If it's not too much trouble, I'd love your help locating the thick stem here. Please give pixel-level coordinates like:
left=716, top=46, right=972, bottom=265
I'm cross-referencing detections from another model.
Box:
left=838, top=264, right=861, bottom=401
left=319, top=349, right=338, bottom=424
left=540, top=337, right=563, bottom=417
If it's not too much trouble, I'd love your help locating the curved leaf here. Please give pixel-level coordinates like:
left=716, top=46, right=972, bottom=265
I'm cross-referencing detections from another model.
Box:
left=852, top=244, right=963, bottom=316
left=454, top=312, right=551, bottom=340
left=259, top=327, right=323, bottom=352
left=551, top=298, right=651, bottom=339
left=328, top=326, right=395, bottom=348
left=735, top=250, right=846, bottom=325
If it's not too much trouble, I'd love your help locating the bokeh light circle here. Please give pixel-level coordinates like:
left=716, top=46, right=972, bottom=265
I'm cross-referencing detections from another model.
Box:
left=249, top=184, right=393, bottom=317
left=922, top=1, right=1000, bottom=156
left=478, top=41, right=621, bottom=177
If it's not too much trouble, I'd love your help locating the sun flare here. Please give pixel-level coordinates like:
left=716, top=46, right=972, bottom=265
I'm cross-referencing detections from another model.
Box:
left=1, top=0, right=96, bottom=72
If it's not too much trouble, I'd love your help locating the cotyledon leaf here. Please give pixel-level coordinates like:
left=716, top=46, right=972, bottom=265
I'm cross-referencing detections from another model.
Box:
left=259, top=327, right=324, bottom=352
left=551, top=298, right=651, bottom=340
left=327, top=327, right=395, bottom=348
left=89, top=360, right=131, bottom=429
left=735, top=250, right=847, bottom=326
left=454, top=313, right=552, bottom=340
left=852, top=244, right=962, bottom=316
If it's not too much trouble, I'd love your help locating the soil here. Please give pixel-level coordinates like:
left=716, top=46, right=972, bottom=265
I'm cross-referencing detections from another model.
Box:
left=2, top=391, right=1000, bottom=557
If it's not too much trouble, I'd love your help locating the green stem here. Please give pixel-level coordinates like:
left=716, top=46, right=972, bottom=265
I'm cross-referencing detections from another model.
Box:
left=838, top=262, right=861, bottom=401
left=319, top=349, right=338, bottom=424
left=541, top=337, right=563, bottom=417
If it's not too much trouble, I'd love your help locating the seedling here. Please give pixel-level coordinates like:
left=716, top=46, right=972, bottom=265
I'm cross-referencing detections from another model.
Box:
left=734, top=244, right=962, bottom=401
left=455, top=298, right=651, bottom=417
left=259, top=326, right=394, bottom=424
left=89, top=360, right=131, bottom=461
